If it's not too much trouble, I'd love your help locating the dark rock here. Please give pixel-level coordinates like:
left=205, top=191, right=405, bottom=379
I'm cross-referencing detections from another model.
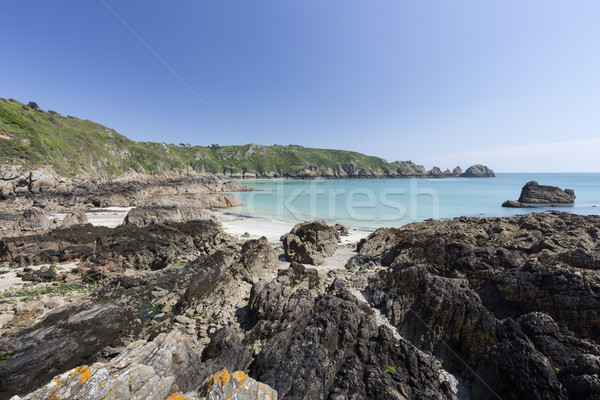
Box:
left=350, top=212, right=600, bottom=399
left=16, top=265, right=63, bottom=283
left=502, top=200, right=535, bottom=208
left=0, top=303, right=143, bottom=399
left=248, top=272, right=457, bottom=399
left=518, top=181, right=576, bottom=204
left=280, top=221, right=340, bottom=265
left=429, top=166, right=445, bottom=177
left=334, top=223, right=349, bottom=236
left=452, top=166, right=463, bottom=177
left=0, top=219, right=233, bottom=274
left=460, top=164, right=496, bottom=177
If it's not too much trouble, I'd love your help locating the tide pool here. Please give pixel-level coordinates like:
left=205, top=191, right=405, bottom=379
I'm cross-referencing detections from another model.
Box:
left=224, top=173, right=600, bottom=230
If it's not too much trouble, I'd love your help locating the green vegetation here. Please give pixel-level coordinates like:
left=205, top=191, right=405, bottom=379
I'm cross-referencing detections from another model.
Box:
left=0, top=97, right=426, bottom=178
left=383, top=365, right=397, bottom=375
left=1, top=283, right=95, bottom=299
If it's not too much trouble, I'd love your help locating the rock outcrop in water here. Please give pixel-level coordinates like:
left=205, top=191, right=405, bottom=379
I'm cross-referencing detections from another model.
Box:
left=518, top=180, right=576, bottom=204
left=502, top=181, right=576, bottom=208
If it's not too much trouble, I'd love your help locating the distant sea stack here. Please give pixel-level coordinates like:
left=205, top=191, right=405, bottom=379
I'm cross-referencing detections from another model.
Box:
left=459, top=164, right=496, bottom=178
left=502, top=181, right=576, bottom=208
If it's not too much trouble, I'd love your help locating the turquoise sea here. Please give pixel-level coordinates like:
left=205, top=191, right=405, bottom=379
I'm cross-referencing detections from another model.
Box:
left=225, top=173, right=600, bottom=230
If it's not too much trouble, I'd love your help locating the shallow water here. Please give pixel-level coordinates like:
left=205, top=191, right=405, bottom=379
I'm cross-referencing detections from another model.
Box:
left=226, top=173, right=600, bottom=229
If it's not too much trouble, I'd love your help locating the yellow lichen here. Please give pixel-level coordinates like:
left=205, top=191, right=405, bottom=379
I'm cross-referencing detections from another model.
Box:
left=165, top=392, right=185, bottom=400
left=232, top=371, right=247, bottom=386
left=206, top=369, right=230, bottom=392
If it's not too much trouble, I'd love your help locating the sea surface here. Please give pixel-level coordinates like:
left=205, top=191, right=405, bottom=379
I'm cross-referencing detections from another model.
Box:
left=224, top=173, right=600, bottom=230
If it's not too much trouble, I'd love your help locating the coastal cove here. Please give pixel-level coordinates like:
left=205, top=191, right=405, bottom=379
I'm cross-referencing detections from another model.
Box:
left=222, top=173, right=600, bottom=230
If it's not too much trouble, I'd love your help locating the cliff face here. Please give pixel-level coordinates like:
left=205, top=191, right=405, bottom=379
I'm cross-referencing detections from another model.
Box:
left=0, top=98, right=494, bottom=181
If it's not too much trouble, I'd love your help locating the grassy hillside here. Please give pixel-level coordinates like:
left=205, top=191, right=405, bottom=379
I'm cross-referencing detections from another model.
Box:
left=0, top=98, right=426, bottom=178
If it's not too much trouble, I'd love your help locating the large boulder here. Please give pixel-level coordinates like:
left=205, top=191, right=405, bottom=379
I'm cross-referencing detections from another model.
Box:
left=280, top=221, right=340, bottom=265
left=15, top=207, right=51, bottom=234
left=518, top=181, right=576, bottom=204
left=460, top=164, right=496, bottom=177
left=60, top=209, right=88, bottom=228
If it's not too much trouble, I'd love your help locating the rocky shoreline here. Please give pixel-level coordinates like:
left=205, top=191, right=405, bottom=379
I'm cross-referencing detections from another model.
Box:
left=211, top=163, right=496, bottom=180
left=0, top=172, right=598, bottom=399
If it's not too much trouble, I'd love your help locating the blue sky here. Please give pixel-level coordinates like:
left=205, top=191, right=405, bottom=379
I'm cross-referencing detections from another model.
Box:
left=2, top=1, right=599, bottom=172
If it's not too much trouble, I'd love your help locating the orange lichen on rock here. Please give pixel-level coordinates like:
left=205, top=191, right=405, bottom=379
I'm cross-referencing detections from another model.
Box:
left=165, top=392, right=185, bottom=400
left=231, top=370, right=249, bottom=388
left=207, top=369, right=230, bottom=391
left=72, top=365, right=92, bottom=384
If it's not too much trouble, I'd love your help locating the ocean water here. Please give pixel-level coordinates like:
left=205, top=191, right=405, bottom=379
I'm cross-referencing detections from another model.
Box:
left=224, top=173, right=600, bottom=230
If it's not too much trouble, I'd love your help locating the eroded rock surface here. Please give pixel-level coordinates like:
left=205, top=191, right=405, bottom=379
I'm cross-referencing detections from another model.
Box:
left=518, top=180, right=576, bottom=204
left=351, top=212, right=600, bottom=399
left=281, top=221, right=341, bottom=265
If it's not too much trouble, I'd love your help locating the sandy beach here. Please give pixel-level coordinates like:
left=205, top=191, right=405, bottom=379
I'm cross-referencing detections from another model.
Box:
left=213, top=209, right=371, bottom=245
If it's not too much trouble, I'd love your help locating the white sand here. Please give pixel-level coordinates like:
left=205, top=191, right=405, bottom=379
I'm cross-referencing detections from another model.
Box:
left=213, top=210, right=371, bottom=245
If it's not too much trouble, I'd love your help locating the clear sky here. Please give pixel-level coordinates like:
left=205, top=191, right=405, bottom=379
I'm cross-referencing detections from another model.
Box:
left=2, top=1, right=599, bottom=172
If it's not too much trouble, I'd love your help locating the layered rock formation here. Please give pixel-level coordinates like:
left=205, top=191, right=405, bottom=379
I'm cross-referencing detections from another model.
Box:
left=349, top=212, right=600, bottom=399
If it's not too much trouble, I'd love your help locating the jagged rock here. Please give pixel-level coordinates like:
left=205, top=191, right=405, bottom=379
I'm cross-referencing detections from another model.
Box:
left=0, top=165, right=23, bottom=181
left=200, top=370, right=277, bottom=400
left=0, top=303, right=142, bottom=398
left=15, top=207, right=51, bottom=233
left=460, top=164, right=496, bottom=177
left=8, top=331, right=267, bottom=400
left=452, top=166, right=463, bottom=176
left=350, top=212, right=600, bottom=399
left=429, top=166, right=445, bottom=177
left=281, top=221, right=340, bottom=265
left=61, top=209, right=88, bottom=227
left=248, top=271, right=458, bottom=399
left=334, top=223, right=349, bottom=236
left=518, top=181, right=576, bottom=204
left=230, top=237, right=276, bottom=283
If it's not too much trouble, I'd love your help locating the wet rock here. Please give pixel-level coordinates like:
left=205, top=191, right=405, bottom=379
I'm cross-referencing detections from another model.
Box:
left=502, top=200, right=534, bottom=208
left=281, top=221, right=340, bottom=265
left=518, top=180, right=576, bottom=204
